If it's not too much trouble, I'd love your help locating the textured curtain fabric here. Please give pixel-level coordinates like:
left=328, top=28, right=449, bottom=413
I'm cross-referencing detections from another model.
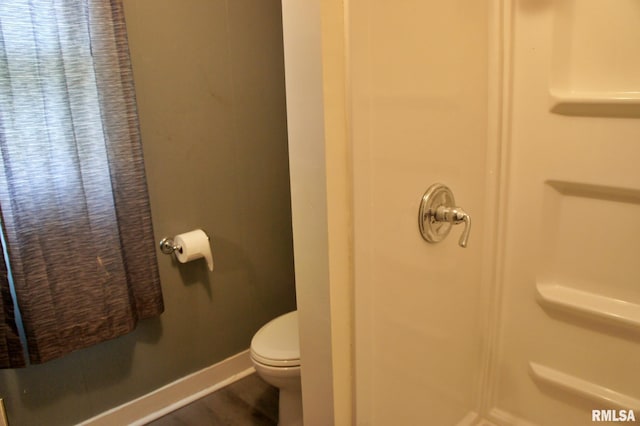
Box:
left=0, top=0, right=163, bottom=367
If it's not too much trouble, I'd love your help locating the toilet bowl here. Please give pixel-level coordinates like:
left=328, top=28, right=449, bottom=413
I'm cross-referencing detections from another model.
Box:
left=250, top=311, right=302, bottom=426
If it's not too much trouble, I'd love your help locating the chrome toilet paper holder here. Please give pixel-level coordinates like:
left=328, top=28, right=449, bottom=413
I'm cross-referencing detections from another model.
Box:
left=158, top=229, right=215, bottom=271
left=159, top=237, right=182, bottom=255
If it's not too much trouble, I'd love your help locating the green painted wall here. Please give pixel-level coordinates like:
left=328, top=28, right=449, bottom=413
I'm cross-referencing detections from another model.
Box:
left=0, top=1, right=295, bottom=424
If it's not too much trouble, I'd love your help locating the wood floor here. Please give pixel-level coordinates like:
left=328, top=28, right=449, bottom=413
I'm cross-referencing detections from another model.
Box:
left=146, top=373, right=279, bottom=426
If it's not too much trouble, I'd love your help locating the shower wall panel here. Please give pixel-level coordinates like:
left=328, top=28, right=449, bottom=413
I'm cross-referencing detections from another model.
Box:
left=488, top=1, right=640, bottom=424
left=349, top=1, right=490, bottom=424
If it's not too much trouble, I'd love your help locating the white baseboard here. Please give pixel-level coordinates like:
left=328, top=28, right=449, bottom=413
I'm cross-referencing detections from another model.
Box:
left=79, top=350, right=254, bottom=426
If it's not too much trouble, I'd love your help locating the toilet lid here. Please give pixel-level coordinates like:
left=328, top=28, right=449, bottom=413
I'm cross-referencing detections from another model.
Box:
left=250, top=311, right=300, bottom=367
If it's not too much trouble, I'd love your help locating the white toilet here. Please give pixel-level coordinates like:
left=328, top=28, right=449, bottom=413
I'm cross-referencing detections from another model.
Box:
left=250, top=311, right=302, bottom=426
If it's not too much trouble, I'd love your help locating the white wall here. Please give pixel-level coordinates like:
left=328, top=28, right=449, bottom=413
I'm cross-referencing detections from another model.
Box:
left=280, top=0, right=353, bottom=425
left=282, top=0, right=489, bottom=424
left=485, top=1, right=640, bottom=424
left=284, top=1, right=640, bottom=425
left=349, top=1, right=490, bottom=424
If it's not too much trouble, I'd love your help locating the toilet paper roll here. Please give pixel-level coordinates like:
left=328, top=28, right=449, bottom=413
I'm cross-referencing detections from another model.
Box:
left=174, top=229, right=214, bottom=271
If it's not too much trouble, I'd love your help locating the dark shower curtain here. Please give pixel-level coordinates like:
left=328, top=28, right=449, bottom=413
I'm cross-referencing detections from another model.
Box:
left=0, top=0, right=163, bottom=367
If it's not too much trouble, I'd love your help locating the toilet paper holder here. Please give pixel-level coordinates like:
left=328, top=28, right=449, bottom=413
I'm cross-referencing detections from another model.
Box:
left=158, top=229, right=215, bottom=271
left=159, top=237, right=182, bottom=255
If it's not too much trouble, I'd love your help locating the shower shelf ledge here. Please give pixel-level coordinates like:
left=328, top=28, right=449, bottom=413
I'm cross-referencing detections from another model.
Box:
left=536, top=283, right=640, bottom=329
left=529, top=362, right=640, bottom=411
left=549, top=90, right=640, bottom=117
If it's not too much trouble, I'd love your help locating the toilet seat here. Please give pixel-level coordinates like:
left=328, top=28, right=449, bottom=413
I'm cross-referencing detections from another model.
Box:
left=250, top=311, right=300, bottom=368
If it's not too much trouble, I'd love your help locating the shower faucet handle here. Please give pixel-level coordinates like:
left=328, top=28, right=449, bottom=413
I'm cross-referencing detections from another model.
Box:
left=434, top=206, right=471, bottom=248
left=418, top=183, right=471, bottom=248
